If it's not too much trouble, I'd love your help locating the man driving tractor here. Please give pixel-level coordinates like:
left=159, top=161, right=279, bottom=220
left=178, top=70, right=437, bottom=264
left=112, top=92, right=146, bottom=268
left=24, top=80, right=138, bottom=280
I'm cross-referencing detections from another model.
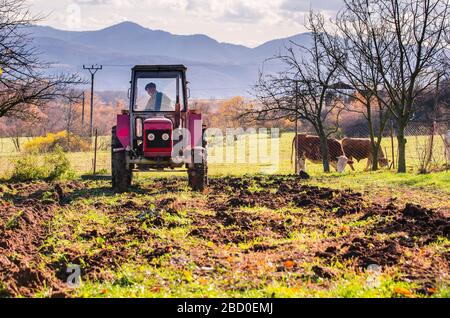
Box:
left=112, top=65, right=208, bottom=193
left=145, top=82, right=173, bottom=111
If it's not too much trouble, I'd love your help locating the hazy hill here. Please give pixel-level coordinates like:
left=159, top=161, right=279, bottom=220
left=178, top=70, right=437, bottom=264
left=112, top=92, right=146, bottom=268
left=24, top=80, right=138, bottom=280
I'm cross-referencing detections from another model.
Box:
left=29, top=22, right=311, bottom=98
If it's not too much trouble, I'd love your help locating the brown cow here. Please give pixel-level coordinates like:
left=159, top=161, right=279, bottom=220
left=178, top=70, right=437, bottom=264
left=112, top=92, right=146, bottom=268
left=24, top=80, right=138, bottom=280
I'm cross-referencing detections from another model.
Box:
left=291, top=134, right=350, bottom=173
left=342, top=138, right=389, bottom=171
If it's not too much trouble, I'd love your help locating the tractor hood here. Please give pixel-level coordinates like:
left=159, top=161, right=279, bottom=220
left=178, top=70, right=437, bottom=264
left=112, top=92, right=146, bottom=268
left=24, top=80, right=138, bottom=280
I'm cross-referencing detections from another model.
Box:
left=144, top=117, right=173, bottom=128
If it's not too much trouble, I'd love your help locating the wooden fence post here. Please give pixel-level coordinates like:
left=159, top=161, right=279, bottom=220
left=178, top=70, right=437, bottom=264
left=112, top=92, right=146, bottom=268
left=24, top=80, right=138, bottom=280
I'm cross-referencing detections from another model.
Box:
left=93, top=129, right=98, bottom=175
left=390, top=119, right=395, bottom=170
left=446, top=130, right=450, bottom=167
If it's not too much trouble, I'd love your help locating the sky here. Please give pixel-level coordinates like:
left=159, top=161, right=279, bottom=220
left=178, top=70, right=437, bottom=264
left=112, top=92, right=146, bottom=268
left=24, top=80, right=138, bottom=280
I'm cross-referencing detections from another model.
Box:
left=29, top=0, right=344, bottom=47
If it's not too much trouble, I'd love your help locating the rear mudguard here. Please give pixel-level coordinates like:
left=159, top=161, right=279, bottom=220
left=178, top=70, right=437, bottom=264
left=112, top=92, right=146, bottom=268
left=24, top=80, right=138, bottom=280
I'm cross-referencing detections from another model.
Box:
left=116, top=114, right=130, bottom=149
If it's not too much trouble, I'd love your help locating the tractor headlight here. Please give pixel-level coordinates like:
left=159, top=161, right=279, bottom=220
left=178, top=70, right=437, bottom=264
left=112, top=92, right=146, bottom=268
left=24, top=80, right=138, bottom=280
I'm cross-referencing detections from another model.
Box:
left=148, top=133, right=155, bottom=141
left=162, top=133, right=170, bottom=141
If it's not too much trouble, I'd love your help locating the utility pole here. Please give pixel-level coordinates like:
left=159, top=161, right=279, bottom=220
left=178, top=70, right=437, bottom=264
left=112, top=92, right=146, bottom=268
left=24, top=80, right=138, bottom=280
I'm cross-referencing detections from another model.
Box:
left=81, top=91, right=85, bottom=128
left=83, top=65, right=102, bottom=137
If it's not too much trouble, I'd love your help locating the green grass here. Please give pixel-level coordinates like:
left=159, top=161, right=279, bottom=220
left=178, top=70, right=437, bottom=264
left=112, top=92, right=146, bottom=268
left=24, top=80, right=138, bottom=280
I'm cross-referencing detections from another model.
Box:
left=1, top=132, right=448, bottom=177
left=68, top=253, right=450, bottom=298
left=73, top=264, right=430, bottom=298
left=311, top=170, right=450, bottom=193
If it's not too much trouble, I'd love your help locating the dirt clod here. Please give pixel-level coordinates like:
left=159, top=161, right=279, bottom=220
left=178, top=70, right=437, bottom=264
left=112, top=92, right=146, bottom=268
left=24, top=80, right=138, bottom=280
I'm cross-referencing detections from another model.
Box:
left=402, top=204, right=432, bottom=219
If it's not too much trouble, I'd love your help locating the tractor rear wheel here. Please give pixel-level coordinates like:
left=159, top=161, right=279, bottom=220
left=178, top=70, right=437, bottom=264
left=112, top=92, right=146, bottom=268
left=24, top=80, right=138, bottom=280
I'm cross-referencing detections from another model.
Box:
left=111, top=126, right=132, bottom=193
left=188, top=149, right=208, bottom=192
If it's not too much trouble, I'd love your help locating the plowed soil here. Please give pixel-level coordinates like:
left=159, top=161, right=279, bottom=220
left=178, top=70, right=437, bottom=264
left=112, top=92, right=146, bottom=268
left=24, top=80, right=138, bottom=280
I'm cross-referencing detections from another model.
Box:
left=0, top=176, right=448, bottom=297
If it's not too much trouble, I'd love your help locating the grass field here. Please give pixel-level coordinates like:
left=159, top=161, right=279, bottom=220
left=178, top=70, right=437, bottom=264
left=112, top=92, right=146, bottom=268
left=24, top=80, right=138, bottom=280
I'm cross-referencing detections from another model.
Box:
left=0, top=132, right=448, bottom=177
left=0, top=133, right=449, bottom=298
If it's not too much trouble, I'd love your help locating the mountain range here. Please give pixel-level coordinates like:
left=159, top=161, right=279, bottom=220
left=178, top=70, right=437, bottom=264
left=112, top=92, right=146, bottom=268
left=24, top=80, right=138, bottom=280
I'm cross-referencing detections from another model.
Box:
left=29, top=21, right=311, bottom=98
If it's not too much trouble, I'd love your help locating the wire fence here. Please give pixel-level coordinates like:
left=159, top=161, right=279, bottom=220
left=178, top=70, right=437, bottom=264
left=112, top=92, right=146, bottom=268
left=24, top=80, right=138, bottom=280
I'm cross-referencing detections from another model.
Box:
left=395, top=121, right=449, bottom=172
left=0, top=136, right=112, bottom=177
left=295, top=120, right=449, bottom=172
left=0, top=121, right=448, bottom=177
left=353, top=121, right=449, bottom=172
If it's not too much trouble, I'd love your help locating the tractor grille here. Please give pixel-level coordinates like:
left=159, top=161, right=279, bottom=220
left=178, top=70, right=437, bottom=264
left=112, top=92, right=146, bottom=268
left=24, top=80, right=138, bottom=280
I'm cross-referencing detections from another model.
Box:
left=146, top=130, right=171, bottom=149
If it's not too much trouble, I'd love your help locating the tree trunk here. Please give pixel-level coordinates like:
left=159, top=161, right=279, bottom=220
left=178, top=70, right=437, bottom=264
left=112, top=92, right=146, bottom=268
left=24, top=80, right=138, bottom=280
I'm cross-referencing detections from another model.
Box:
left=368, top=126, right=379, bottom=171
left=13, top=137, right=20, bottom=152
left=318, top=131, right=330, bottom=173
left=397, top=125, right=407, bottom=173
left=372, top=143, right=379, bottom=171
left=368, top=138, right=379, bottom=171
left=365, top=96, right=386, bottom=171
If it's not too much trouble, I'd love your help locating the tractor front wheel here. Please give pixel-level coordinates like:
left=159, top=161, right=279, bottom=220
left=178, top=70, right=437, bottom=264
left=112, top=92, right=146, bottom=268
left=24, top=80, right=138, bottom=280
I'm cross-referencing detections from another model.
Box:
left=111, top=126, right=132, bottom=193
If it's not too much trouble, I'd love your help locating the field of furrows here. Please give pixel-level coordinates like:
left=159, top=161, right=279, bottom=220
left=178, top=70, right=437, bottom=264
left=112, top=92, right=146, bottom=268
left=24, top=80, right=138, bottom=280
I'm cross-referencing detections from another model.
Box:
left=0, top=174, right=449, bottom=298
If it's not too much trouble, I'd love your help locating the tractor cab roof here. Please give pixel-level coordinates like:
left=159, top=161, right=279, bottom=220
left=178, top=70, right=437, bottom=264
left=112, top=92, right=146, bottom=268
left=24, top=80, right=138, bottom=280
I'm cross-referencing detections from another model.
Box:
left=132, top=65, right=187, bottom=72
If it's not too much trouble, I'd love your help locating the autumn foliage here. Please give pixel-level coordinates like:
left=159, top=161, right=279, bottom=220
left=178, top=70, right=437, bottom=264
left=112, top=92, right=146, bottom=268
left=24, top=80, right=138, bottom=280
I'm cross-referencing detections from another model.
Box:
left=192, top=96, right=296, bottom=131
left=24, top=131, right=91, bottom=154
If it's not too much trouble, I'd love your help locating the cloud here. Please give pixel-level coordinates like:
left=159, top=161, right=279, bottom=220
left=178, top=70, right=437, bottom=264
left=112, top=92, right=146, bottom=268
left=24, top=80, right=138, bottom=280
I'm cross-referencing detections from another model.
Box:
left=184, top=1, right=267, bottom=24
left=72, top=0, right=112, bottom=5
left=279, top=0, right=309, bottom=12
left=280, top=0, right=344, bottom=13
left=276, top=0, right=343, bottom=26
left=221, top=3, right=264, bottom=24
left=185, top=0, right=210, bottom=11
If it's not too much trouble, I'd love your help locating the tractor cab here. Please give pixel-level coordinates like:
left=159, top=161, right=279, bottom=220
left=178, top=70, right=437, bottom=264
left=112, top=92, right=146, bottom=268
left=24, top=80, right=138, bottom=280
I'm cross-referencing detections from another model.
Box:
left=129, top=65, right=187, bottom=159
left=111, top=65, right=208, bottom=193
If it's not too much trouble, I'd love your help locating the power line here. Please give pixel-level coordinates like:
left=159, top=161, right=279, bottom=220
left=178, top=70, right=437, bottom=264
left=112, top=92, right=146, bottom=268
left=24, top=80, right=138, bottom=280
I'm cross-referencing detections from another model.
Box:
left=190, top=87, right=251, bottom=91
left=101, top=61, right=283, bottom=68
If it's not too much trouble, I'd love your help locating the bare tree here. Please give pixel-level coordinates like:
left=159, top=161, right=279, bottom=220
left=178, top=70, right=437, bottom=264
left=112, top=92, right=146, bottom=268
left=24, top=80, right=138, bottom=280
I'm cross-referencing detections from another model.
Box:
left=250, top=12, right=343, bottom=172
left=0, top=0, right=83, bottom=120
left=334, top=0, right=450, bottom=173
left=318, top=12, right=392, bottom=171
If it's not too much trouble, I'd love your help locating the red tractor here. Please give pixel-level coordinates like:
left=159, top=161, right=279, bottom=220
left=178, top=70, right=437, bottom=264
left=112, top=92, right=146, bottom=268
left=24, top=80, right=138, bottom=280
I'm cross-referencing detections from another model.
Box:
left=111, top=65, right=208, bottom=192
